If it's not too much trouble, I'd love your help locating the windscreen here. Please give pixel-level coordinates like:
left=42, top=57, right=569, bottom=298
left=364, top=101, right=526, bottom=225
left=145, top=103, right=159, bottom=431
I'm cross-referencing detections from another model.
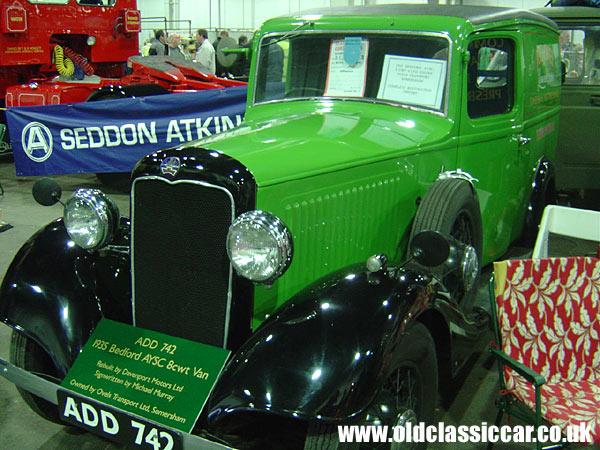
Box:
left=254, top=32, right=450, bottom=113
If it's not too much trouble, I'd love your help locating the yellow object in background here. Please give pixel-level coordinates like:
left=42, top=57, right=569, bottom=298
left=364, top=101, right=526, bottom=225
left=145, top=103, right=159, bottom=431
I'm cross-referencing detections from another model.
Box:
left=53, top=45, right=74, bottom=76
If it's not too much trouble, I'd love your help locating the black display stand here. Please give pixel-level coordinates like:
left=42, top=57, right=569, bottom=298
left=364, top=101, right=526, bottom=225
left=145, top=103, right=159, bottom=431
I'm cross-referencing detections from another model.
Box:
left=0, top=182, right=10, bottom=232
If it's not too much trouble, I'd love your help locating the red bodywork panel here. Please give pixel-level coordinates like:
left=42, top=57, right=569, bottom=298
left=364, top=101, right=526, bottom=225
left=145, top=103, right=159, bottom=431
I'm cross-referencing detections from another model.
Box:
left=0, top=0, right=140, bottom=100
left=2, top=5, right=27, bottom=34
left=0, top=1, right=246, bottom=109
left=5, top=79, right=103, bottom=106
left=5, top=57, right=248, bottom=107
left=124, top=56, right=248, bottom=91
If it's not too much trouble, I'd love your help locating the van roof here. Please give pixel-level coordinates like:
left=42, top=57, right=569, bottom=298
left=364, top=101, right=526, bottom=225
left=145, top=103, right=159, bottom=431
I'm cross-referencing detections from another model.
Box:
left=285, top=4, right=557, bottom=29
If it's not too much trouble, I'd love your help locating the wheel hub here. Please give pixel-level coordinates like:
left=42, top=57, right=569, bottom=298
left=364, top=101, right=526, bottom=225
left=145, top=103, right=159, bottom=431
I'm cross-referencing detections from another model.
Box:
left=390, top=409, right=418, bottom=450
left=395, top=408, right=417, bottom=427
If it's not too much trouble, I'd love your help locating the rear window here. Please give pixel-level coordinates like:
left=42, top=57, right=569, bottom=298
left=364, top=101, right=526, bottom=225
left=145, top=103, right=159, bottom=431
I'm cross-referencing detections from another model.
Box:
left=558, top=27, right=600, bottom=85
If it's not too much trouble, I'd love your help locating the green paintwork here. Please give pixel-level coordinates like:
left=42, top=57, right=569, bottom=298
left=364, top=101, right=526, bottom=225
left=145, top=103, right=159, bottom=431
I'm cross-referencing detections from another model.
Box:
left=187, top=5, right=561, bottom=328
left=211, top=102, right=454, bottom=188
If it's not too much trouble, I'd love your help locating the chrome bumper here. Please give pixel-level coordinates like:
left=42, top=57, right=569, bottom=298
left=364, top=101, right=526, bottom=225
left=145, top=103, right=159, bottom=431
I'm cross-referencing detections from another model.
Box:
left=0, top=357, right=235, bottom=450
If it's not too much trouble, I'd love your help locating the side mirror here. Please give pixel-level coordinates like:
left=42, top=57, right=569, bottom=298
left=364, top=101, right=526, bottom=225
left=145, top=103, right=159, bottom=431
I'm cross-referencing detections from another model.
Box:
left=409, top=230, right=450, bottom=267
left=561, top=60, right=567, bottom=84
left=32, top=178, right=62, bottom=206
left=409, top=230, right=479, bottom=293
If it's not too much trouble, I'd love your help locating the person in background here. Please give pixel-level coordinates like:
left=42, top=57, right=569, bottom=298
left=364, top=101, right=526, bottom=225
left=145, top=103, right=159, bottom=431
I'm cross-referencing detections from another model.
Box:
left=238, top=35, right=249, bottom=47
left=149, top=29, right=167, bottom=56
left=167, top=33, right=186, bottom=61
left=212, top=30, right=229, bottom=50
left=560, top=29, right=585, bottom=79
left=141, top=39, right=152, bottom=56
left=560, top=30, right=577, bottom=53
left=266, top=42, right=284, bottom=82
left=213, top=30, right=229, bottom=77
left=194, top=28, right=216, bottom=74
left=231, top=35, right=251, bottom=78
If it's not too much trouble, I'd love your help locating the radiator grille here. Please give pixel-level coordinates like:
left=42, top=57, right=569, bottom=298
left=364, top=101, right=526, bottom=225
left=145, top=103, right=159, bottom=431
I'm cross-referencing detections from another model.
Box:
left=131, top=177, right=234, bottom=348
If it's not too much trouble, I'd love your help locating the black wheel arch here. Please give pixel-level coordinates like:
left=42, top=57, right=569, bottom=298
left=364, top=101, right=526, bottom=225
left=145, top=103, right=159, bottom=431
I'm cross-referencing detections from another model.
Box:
left=521, top=156, right=556, bottom=245
left=417, top=308, right=451, bottom=384
left=206, top=262, right=461, bottom=429
left=0, top=218, right=132, bottom=376
left=303, top=321, right=438, bottom=450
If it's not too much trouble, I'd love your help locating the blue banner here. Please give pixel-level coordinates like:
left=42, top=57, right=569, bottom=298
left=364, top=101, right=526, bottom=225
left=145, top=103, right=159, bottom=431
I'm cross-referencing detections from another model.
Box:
left=6, top=86, right=247, bottom=176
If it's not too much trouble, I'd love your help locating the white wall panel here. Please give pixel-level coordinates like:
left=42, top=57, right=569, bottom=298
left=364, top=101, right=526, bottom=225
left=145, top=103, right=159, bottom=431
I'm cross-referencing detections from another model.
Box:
left=137, top=0, right=553, bottom=43
left=178, top=1, right=210, bottom=35
left=253, top=0, right=292, bottom=28
left=138, top=0, right=169, bottom=43
left=298, top=0, right=330, bottom=10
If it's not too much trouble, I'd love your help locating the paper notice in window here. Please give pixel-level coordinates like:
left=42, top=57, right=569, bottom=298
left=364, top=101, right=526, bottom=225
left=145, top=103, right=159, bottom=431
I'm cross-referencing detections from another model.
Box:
left=324, top=38, right=369, bottom=97
left=377, top=55, right=447, bottom=110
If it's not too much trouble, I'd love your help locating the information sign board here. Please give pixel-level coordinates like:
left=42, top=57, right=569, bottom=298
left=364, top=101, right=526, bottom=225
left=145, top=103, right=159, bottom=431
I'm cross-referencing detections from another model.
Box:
left=377, top=55, right=446, bottom=110
left=324, top=37, right=369, bottom=97
left=61, top=318, right=230, bottom=433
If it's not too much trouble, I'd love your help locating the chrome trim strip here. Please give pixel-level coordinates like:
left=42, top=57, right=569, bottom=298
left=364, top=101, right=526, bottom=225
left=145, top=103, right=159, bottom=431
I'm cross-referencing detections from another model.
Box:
left=253, top=30, right=452, bottom=117
left=131, top=176, right=236, bottom=349
left=0, top=356, right=56, bottom=403
left=105, top=244, right=129, bottom=253
left=437, top=168, right=480, bottom=187
left=0, top=357, right=235, bottom=450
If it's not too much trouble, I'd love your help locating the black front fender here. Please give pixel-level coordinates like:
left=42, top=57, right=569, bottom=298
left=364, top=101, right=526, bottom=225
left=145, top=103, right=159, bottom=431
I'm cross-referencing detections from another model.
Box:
left=207, top=265, right=434, bottom=424
left=0, top=218, right=132, bottom=375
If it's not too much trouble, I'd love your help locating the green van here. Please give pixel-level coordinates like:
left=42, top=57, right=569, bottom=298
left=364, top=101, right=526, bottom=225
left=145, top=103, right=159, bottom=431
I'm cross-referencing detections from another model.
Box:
left=0, top=5, right=561, bottom=449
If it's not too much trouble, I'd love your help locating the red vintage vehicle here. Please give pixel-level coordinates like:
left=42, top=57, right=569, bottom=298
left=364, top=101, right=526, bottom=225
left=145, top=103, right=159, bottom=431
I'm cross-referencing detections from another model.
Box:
left=0, top=0, right=245, bottom=154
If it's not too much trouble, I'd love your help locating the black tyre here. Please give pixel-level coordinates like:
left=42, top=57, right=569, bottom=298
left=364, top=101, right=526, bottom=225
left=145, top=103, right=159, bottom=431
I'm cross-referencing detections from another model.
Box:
left=410, top=178, right=483, bottom=260
left=304, top=421, right=341, bottom=450
left=10, top=330, right=64, bottom=424
left=409, top=179, right=483, bottom=306
left=304, top=323, right=438, bottom=450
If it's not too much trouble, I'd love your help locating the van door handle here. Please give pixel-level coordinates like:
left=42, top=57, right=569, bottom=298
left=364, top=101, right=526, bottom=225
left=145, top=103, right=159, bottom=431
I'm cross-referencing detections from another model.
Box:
left=517, top=135, right=531, bottom=147
left=590, top=95, right=600, bottom=106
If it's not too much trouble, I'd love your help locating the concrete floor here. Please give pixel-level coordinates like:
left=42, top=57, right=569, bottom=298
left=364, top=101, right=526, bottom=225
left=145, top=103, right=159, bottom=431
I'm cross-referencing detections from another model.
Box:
left=0, top=156, right=597, bottom=450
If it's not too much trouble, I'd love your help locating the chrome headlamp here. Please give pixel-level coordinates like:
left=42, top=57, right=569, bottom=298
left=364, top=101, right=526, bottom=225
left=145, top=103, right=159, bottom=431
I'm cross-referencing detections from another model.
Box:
left=226, top=210, right=293, bottom=283
left=410, top=230, right=480, bottom=294
left=64, top=189, right=119, bottom=249
left=461, top=245, right=479, bottom=291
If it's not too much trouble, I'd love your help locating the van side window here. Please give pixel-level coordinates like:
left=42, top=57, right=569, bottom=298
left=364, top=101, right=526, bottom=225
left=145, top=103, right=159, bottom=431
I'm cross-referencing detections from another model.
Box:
left=559, top=27, right=600, bottom=85
left=467, top=38, right=514, bottom=118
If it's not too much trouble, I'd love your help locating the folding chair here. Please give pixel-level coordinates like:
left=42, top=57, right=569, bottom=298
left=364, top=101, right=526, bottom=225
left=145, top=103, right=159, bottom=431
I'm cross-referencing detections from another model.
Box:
left=489, top=256, right=600, bottom=449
